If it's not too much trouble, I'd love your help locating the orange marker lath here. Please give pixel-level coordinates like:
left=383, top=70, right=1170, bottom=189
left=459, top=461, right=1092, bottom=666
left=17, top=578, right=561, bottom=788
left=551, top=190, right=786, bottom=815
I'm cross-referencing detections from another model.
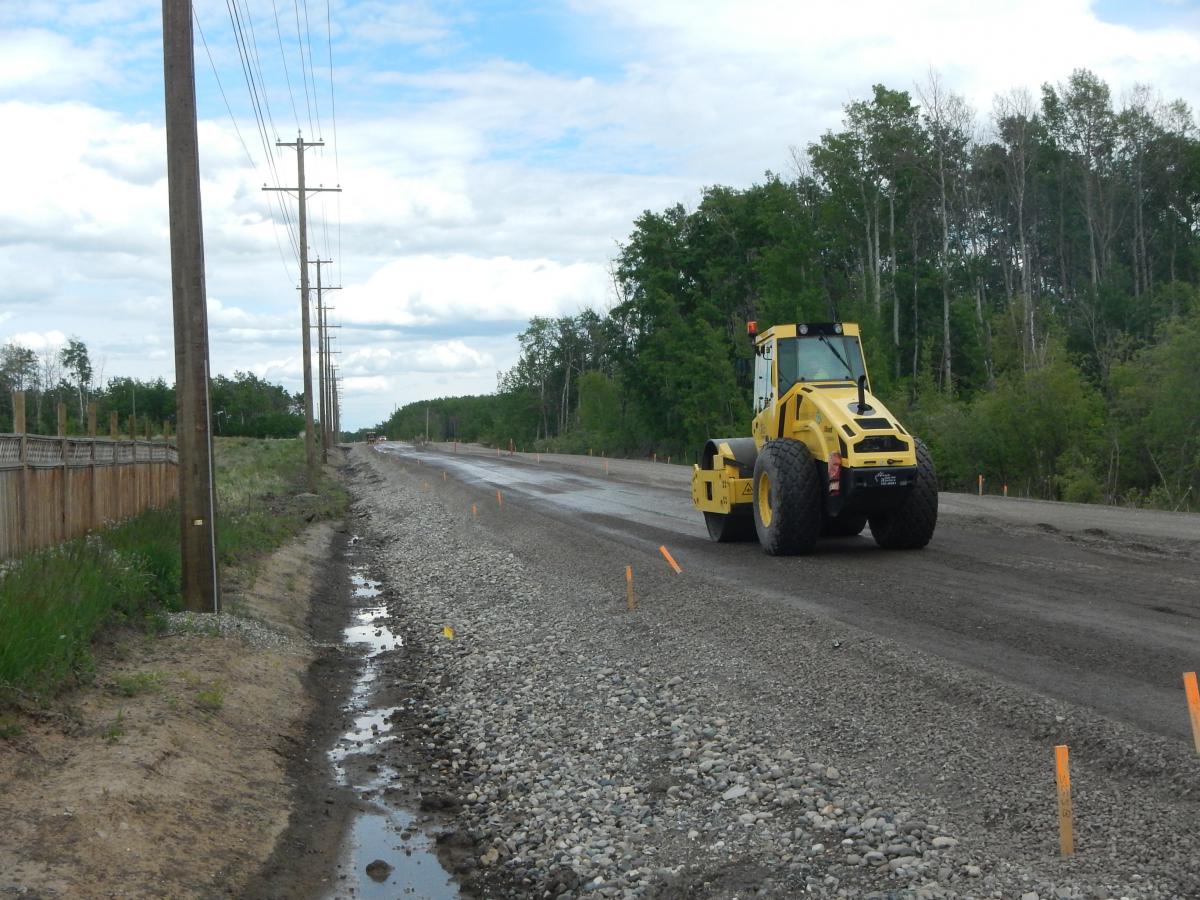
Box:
left=1184, top=672, right=1200, bottom=753
left=625, top=565, right=635, bottom=611
left=496, top=489, right=503, bottom=508
left=659, top=545, right=682, bottom=574
left=1055, top=745, right=1074, bottom=856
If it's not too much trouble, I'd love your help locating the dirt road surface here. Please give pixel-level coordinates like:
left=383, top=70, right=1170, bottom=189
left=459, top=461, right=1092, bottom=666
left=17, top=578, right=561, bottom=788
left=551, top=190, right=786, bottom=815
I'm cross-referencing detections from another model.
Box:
left=343, top=441, right=1200, bottom=898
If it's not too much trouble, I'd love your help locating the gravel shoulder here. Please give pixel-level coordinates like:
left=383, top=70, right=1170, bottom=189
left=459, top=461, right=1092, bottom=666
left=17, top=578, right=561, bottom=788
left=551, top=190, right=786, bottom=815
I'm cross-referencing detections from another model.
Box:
left=352, top=444, right=1200, bottom=899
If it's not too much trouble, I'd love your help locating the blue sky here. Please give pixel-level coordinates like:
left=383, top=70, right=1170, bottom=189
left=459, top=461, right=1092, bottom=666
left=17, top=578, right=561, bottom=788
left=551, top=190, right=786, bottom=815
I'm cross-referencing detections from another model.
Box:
left=2, top=0, right=1200, bottom=429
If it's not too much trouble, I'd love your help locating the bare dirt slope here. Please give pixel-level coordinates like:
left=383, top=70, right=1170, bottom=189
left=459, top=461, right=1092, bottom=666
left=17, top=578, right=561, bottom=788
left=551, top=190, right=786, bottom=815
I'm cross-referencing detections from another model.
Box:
left=0, top=522, right=336, bottom=899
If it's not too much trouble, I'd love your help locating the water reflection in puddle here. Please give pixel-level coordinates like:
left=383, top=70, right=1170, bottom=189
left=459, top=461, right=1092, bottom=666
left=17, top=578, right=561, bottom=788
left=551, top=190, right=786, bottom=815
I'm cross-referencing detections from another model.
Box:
left=324, top=545, right=459, bottom=899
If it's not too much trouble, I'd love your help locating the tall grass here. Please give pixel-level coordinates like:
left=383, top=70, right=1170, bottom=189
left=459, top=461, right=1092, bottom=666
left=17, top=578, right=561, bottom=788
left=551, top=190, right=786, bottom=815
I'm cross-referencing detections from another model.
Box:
left=0, top=437, right=346, bottom=701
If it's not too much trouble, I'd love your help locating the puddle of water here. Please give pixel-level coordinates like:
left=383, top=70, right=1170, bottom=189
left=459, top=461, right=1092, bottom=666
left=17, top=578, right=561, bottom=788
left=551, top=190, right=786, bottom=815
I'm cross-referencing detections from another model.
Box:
left=324, top=547, right=459, bottom=900
left=339, top=809, right=459, bottom=900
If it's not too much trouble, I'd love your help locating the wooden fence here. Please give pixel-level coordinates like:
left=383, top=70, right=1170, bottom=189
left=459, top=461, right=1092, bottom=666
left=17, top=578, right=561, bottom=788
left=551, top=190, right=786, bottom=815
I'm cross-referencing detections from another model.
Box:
left=0, top=433, right=178, bottom=560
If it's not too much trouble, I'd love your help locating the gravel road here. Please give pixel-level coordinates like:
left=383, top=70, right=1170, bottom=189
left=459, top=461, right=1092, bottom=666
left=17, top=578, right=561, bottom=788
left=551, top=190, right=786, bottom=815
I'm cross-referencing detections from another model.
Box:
left=346, top=442, right=1200, bottom=899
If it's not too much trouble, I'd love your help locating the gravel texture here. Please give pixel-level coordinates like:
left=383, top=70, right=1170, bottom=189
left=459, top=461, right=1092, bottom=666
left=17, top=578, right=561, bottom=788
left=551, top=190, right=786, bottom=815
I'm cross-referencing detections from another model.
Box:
left=347, top=446, right=1198, bottom=899
left=162, top=610, right=300, bottom=650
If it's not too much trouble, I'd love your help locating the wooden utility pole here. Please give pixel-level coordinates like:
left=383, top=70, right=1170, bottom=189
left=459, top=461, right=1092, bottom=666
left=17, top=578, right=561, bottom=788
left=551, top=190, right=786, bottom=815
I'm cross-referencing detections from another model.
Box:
left=313, top=258, right=328, bottom=462
left=265, top=140, right=339, bottom=489
left=310, top=259, right=340, bottom=462
left=162, top=0, right=219, bottom=613
left=331, top=366, right=341, bottom=440
left=323, top=293, right=340, bottom=449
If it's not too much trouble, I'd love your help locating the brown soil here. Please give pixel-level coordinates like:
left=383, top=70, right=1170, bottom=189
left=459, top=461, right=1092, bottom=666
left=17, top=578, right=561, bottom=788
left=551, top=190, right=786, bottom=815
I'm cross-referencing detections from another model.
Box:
left=0, top=521, right=341, bottom=899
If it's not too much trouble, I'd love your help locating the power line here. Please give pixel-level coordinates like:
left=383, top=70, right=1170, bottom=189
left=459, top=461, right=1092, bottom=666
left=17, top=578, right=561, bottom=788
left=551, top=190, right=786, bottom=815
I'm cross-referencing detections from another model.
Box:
left=221, top=0, right=300, bottom=263
left=301, top=0, right=323, bottom=140
left=232, top=0, right=303, bottom=262
left=291, top=0, right=315, bottom=137
left=193, top=12, right=254, bottom=169
left=269, top=0, right=300, bottom=126
left=196, top=7, right=294, bottom=279
left=198, top=6, right=296, bottom=282
left=325, top=0, right=339, bottom=177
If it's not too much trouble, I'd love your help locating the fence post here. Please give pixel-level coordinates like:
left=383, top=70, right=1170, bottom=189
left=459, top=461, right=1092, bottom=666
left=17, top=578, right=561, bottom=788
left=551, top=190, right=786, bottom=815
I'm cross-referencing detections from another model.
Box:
left=14, top=392, right=27, bottom=555
left=87, top=403, right=97, bottom=530
left=60, top=429, right=69, bottom=543
left=109, top=412, right=118, bottom=439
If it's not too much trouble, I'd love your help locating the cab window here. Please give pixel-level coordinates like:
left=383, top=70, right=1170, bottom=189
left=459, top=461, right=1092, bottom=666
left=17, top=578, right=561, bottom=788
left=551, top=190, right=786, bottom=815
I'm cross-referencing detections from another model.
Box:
left=776, top=335, right=866, bottom=394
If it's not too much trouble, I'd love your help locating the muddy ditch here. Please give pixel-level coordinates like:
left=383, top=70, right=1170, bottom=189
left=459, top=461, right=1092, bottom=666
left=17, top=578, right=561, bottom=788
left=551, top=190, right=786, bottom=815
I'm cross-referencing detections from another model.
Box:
left=245, top=511, right=481, bottom=899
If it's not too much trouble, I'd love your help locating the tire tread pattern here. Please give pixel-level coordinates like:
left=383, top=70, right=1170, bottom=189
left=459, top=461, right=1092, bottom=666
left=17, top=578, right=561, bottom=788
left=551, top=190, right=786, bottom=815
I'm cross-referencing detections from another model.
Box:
left=753, top=439, right=822, bottom=555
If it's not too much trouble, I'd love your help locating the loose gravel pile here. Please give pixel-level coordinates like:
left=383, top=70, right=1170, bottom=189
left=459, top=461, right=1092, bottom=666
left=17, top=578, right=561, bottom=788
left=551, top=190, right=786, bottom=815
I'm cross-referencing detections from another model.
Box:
left=348, top=448, right=1193, bottom=899
left=162, top=610, right=299, bottom=650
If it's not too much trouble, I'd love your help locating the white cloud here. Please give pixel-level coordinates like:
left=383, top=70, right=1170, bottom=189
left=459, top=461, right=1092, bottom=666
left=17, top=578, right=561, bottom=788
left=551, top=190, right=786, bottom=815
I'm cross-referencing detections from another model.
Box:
left=339, top=255, right=611, bottom=328
left=0, top=29, right=119, bottom=95
left=342, top=375, right=392, bottom=393
left=4, top=330, right=67, bottom=351
left=346, top=339, right=496, bottom=374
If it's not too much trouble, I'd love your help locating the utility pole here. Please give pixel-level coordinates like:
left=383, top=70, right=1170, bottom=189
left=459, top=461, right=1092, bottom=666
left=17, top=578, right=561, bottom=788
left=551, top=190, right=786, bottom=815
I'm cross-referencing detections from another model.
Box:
left=331, top=366, right=341, bottom=440
left=324, top=307, right=339, bottom=445
left=162, top=0, right=218, bottom=613
left=264, top=138, right=339, bottom=489
left=310, top=258, right=340, bottom=461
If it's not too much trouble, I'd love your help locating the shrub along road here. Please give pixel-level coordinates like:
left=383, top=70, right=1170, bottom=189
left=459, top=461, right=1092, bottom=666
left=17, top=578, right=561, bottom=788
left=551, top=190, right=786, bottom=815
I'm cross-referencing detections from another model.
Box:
left=347, top=442, right=1200, bottom=898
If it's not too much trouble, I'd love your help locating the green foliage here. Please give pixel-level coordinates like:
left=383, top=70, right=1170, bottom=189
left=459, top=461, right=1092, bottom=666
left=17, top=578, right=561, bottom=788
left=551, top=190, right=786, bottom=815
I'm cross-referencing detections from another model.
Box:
left=210, top=372, right=304, bottom=438
left=1111, top=309, right=1200, bottom=508
left=1, top=342, right=300, bottom=440
left=576, top=371, right=621, bottom=450
left=0, top=539, right=159, bottom=698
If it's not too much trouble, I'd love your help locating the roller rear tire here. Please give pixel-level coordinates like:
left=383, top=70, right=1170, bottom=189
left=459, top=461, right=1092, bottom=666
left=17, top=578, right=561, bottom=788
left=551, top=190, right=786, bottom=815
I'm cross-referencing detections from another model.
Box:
left=868, top=439, right=938, bottom=550
left=752, top=439, right=822, bottom=555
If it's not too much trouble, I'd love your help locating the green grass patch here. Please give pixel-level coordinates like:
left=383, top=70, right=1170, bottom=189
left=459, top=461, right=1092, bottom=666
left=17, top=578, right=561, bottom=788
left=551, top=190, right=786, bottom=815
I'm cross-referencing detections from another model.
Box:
left=193, top=681, right=226, bottom=711
left=0, top=437, right=347, bottom=703
left=112, top=672, right=163, bottom=697
left=102, top=710, right=125, bottom=745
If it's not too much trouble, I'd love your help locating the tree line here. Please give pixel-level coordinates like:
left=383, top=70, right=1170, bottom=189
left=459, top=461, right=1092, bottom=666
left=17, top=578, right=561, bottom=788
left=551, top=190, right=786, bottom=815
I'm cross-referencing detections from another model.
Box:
left=373, top=69, right=1199, bottom=510
left=0, top=337, right=307, bottom=439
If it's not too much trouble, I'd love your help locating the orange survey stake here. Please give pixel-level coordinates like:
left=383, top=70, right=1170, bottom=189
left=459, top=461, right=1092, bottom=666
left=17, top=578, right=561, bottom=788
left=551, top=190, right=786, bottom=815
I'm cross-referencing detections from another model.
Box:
left=659, top=545, right=683, bottom=574
left=1184, top=672, right=1200, bottom=753
left=1055, top=744, right=1074, bottom=856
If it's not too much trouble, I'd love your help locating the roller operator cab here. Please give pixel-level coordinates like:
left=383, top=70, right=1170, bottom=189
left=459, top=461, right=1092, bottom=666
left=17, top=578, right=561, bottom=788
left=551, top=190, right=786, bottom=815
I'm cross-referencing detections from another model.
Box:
left=691, top=322, right=938, bottom=554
